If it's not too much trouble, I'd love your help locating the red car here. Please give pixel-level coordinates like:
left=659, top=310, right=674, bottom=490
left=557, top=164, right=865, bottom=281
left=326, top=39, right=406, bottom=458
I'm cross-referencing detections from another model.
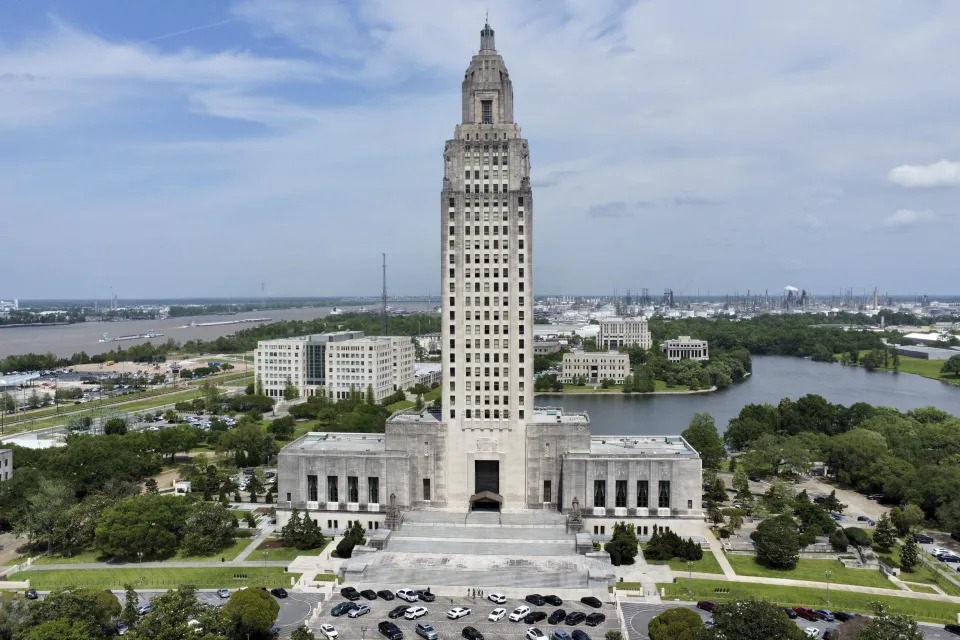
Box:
left=793, top=607, right=819, bottom=621
left=696, top=601, right=717, bottom=612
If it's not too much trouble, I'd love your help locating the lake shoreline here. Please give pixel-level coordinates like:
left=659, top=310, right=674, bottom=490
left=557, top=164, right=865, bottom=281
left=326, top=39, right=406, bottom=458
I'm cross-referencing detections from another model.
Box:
left=536, top=385, right=718, bottom=397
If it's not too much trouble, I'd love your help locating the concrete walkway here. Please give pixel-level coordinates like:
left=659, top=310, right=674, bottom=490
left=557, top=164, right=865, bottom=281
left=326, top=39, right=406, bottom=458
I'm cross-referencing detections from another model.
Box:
left=703, top=529, right=737, bottom=579
left=20, top=560, right=289, bottom=571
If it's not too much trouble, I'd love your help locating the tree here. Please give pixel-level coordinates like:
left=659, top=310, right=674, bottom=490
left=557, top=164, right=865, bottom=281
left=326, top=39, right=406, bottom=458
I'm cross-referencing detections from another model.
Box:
left=223, top=587, right=279, bottom=640
left=121, top=584, right=139, bottom=627
left=681, top=413, right=725, bottom=470
left=732, top=468, right=750, bottom=497
left=247, top=472, right=265, bottom=503
left=283, top=378, right=300, bottom=401
left=133, top=585, right=227, bottom=640
left=181, top=502, right=236, bottom=557
left=819, top=490, right=846, bottom=514
left=366, top=384, right=376, bottom=406
left=900, top=537, right=920, bottom=572
left=761, top=479, right=794, bottom=514
left=889, top=504, right=924, bottom=536
left=751, top=514, right=800, bottom=569
left=706, top=598, right=805, bottom=640
left=291, top=626, right=317, bottom=640
left=648, top=606, right=705, bottom=640
left=27, top=586, right=122, bottom=637
left=940, top=354, right=960, bottom=378
left=267, top=416, right=295, bottom=440
left=414, top=394, right=425, bottom=411
left=95, top=493, right=190, bottom=560
left=245, top=382, right=256, bottom=395
left=828, top=528, right=849, bottom=552
left=26, top=619, right=90, bottom=640
left=604, top=521, right=639, bottom=566
left=103, top=417, right=127, bottom=435
left=873, top=512, right=897, bottom=552
left=14, top=479, right=74, bottom=552
left=843, top=527, right=871, bottom=547
left=856, top=604, right=923, bottom=640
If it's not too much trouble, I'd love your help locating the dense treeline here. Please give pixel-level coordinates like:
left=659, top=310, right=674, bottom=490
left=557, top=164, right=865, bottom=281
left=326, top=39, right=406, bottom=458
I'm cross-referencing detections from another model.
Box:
left=288, top=386, right=392, bottom=433
left=726, top=395, right=960, bottom=532
left=0, top=309, right=85, bottom=326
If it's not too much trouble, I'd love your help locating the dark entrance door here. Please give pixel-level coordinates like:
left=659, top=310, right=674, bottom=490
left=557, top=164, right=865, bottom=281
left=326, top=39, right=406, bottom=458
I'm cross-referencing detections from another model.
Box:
left=475, top=460, right=499, bottom=495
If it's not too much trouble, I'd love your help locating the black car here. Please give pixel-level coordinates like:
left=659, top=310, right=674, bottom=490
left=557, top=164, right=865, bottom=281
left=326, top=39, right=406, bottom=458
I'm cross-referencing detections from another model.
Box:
left=783, top=607, right=798, bottom=619
left=912, top=532, right=933, bottom=544
left=341, top=587, right=361, bottom=601
left=361, top=589, right=378, bottom=600
left=548, top=610, right=567, bottom=624
left=24, top=589, right=38, bottom=600
left=585, top=612, right=605, bottom=627
left=544, top=595, right=563, bottom=606
left=379, top=621, right=404, bottom=640
left=378, top=590, right=396, bottom=601
left=462, top=627, right=484, bottom=640
left=389, top=605, right=410, bottom=619
left=526, top=594, right=546, bottom=606
left=945, top=624, right=960, bottom=636
left=571, top=631, right=592, bottom=640
left=414, top=589, right=436, bottom=603
left=524, top=611, right=547, bottom=624
left=833, top=612, right=856, bottom=622
left=332, top=602, right=359, bottom=617
left=270, top=588, right=288, bottom=599
left=565, top=611, right=587, bottom=625
left=580, top=597, right=602, bottom=609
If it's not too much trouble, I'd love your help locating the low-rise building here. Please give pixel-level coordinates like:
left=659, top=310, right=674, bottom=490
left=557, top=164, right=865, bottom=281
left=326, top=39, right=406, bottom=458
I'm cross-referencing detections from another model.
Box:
left=0, top=449, right=12, bottom=482
left=533, top=340, right=562, bottom=355
left=662, top=336, right=709, bottom=362
left=414, top=362, right=442, bottom=387
left=597, top=317, right=652, bottom=350
left=894, top=345, right=960, bottom=360
left=255, top=331, right=363, bottom=399
left=560, top=351, right=630, bottom=385
left=391, top=337, right=416, bottom=391
left=325, top=336, right=415, bottom=403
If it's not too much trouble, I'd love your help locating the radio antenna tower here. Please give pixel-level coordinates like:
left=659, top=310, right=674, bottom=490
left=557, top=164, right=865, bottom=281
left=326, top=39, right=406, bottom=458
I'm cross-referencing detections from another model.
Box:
left=261, top=282, right=266, bottom=309
left=381, top=253, right=388, bottom=335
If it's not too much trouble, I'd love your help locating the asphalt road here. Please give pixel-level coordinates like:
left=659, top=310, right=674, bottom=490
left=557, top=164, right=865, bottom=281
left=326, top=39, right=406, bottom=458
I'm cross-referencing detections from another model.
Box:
left=620, top=602, right=960, bottom=640
left=319, top=593, right=618, bottom=640
left=137, top=589, right=324, bottom=633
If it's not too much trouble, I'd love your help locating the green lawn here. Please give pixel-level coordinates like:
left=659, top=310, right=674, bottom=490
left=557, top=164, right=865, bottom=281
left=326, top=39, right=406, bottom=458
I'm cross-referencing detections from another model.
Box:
left=879, top=545, right=960, bottom=597
left=841, top=352, right=960, bottom=387
left=387, top=400, right=415, bottom=412
left=726, top=555, right=894, bottom=590
left=640, top=546, right=724, bottom=575
left=423, top=386, right=441, bottom=402
left=25, top=537, right=252, bottom=566
left=252, top=538, right=330, bottom=562
left=653, top=380, right=692, bottom=392
left=660, top=578, right=960, bottom=624
left=906, top=583, right=940, bottom=594
left=15, top=567, right=301, bottom=590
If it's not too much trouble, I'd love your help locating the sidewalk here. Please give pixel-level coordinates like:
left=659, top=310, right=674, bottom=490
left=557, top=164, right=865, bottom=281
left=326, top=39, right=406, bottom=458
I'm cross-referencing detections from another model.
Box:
left=702, top=529, right=736, bottom=579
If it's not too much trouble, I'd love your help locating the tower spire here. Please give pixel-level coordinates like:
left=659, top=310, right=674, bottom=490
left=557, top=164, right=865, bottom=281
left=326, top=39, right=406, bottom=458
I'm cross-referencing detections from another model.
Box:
left=480, top=19, right=495, bottom=51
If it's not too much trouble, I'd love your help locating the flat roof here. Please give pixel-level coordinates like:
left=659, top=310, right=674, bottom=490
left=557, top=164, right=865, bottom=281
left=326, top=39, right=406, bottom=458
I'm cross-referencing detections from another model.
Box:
left=0, top=372, right=40, bottom=386
left=530, top=407, right=590, bottom=424
left=587, top=435, right=698, bottom=457
left=388, top=408, right=444, bottom=424
left=284, top=432, right=387, bottom=453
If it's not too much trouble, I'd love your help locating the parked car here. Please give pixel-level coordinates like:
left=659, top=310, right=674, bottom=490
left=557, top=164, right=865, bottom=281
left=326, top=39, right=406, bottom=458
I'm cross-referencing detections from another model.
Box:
left=944, top=624, right=960, bottom=636
left=397, top=589, right=419, bottom=602
left=216, top=589, right=230, bottom=599
left=448, top=607, right=472, bottom=619
left=524, top=611, right=547, bottom=624
left=270, top=588, right=288, bottom=599
left=571, top=631, right=591, bottom=640
left=361, top=589, right=378, bottom=600
left=389, top=605, right=410, bottom=619
left=793, top=607, right=820, bottom=621
left=580, top=596, right=602, bottom=609
left=462, top=627, right=484, bottom=640
left=24, top=589, right=38, bottom=600
left=379, top=621, right=403, bottom=640
left=939, top=554, right=960, bottom=563
left=332, top=602, right=359, bottom=617
left=416, top=622, right=439, bottom=640
left=564, top=612, right=586, bottom=625
left=526, top=629, right=547, bottom=640
left=833, top=612, right=857, bottom=622
left=857, top=516, right=871, bottom=522
left=952, top=533, right=960, bottom=543
left=116, top=621, right=129, bottom=636
left=348, top=604, right=371, bottom=618
left=803, top=628, right=819, bottom=638
left=510, top=606, right=532, bottom=622
left=488, top=592, right=507, bottom=604
left=783, top=607, right=798, bottom=619
left=544, top=595, right=563, bottom=606
left=551, top=630, right=572, bottom=640
left=823, top=630, right=840, bottom=640
left=319, top=624, right=339, bottom=639
left=405, top=606, right=429, bottom=620
left=814, top=609, right=835, bottom=622
left=696, top=601, right=717, bottom=612
left=585, top=613, right=605, bottom=627
left=489, top=608, right=507, bottom=622
left=415, top=590, right=436, bottom=603
left=548, top=610, right=567, bottom=625
left=377, top=589, right=396, bottom=601
left=341, top=587, right=361, bottom=601
left=526, top=594, right=546, bottom=606
left=137, top=604, right=153, bottom=615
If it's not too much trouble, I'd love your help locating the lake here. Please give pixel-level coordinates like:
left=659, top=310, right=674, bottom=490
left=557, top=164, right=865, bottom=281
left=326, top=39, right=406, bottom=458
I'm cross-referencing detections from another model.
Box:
left=541, top=356, right=960, bottom=435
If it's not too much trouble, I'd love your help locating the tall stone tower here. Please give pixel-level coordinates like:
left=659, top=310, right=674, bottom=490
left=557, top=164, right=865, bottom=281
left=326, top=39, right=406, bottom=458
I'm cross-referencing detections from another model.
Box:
left=441, top=22, right=534, bottom=510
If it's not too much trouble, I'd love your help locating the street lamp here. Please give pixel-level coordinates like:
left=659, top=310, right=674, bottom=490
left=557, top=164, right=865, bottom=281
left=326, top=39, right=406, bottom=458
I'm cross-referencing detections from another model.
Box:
left=688, top=560, right=694, bottom=579
left=361, top=625, right=368, bottom=640
left=263, top=550, right=268, bottom=586
left=138, top=551, right=144, bottom=585
left=825, top=569, right=832, bottom=606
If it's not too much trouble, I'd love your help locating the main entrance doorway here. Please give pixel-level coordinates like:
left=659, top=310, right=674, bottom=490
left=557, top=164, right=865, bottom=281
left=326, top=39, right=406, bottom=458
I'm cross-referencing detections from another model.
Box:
left=471, top=460, right=501, bottom=511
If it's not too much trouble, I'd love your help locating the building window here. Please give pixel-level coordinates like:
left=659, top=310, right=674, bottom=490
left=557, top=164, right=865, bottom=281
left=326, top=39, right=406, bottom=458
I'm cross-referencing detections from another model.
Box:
left=637, top=480, right=648, bottom=508
left=423, top=478, right=432, bottom=501
left=688, top=499, right=693, bottom=509
left=481, top=100, right=493, bottom=124
left=368, top=477, right=380, bottom=504
left=593, top=480, right=606, bottom=508
left=348, top=476, right=359, bottom=503
left=327, top=476, right=338, bottom=502
left=615, top=480, right=627, bottom=508
left=658, top=481, right=671, bottom=509
left=286, top=492, right=292, bottom=502
left=307, top=475, right=318, bottom=502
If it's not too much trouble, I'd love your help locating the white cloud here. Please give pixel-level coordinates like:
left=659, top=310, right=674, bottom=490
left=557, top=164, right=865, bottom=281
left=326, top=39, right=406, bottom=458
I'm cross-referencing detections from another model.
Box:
left=881, top=209, right=939, bottom=229
left=888, top=160, right=960, bottom=188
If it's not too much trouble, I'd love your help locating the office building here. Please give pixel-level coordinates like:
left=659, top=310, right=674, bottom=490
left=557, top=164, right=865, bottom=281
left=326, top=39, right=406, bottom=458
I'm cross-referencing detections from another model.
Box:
left=559, top=351, right=630, bottom=385
left=0, top=449, right=11, bottom=482
left=597, top=317, right=652, bottom=350
left=661, top=336, right=709, bottom=362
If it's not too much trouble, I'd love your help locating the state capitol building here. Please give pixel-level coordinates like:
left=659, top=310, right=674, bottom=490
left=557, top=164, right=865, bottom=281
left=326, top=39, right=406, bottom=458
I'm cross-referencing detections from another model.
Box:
left=276, top=24, right=703, bottom=545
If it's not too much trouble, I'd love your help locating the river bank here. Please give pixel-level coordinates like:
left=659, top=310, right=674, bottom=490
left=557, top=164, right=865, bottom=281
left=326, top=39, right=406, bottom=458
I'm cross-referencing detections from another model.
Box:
left=536, top=385, right=718, bottom=396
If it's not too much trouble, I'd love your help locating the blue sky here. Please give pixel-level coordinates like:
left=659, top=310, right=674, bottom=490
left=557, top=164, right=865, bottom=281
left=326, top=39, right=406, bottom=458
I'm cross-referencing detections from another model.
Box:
left=1, top=0, right=959, bottom=299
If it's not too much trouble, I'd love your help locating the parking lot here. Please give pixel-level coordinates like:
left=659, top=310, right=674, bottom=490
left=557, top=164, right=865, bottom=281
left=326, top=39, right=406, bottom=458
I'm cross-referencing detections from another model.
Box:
left=320, top=592, right=620, bottom=640
left=138, top=590, right=324, bottom=633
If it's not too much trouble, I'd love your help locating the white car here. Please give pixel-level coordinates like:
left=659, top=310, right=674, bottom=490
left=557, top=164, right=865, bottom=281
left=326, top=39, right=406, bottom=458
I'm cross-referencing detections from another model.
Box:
left=447, top=607, right=471, bottom=620
left=509, top=606, right=531, bottom=622
left=397, top=589, right=420, bottom=602
left=804, top=628, right=819, bottom=638
left=348, top=604, right=370, bottom=618
left=319, top=624, right=338, bottom=639
left=488, top=592, right=507, bottom=604
left=489, top=608, right=507, bottom=622
left=405, top=606, right=429, bottom=620
left=526, top=628, right=547, bottom=640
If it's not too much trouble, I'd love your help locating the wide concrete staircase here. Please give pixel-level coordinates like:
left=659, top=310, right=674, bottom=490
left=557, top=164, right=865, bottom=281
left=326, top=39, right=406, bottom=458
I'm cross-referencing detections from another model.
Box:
left=344, top=509, right=615, bottom=593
